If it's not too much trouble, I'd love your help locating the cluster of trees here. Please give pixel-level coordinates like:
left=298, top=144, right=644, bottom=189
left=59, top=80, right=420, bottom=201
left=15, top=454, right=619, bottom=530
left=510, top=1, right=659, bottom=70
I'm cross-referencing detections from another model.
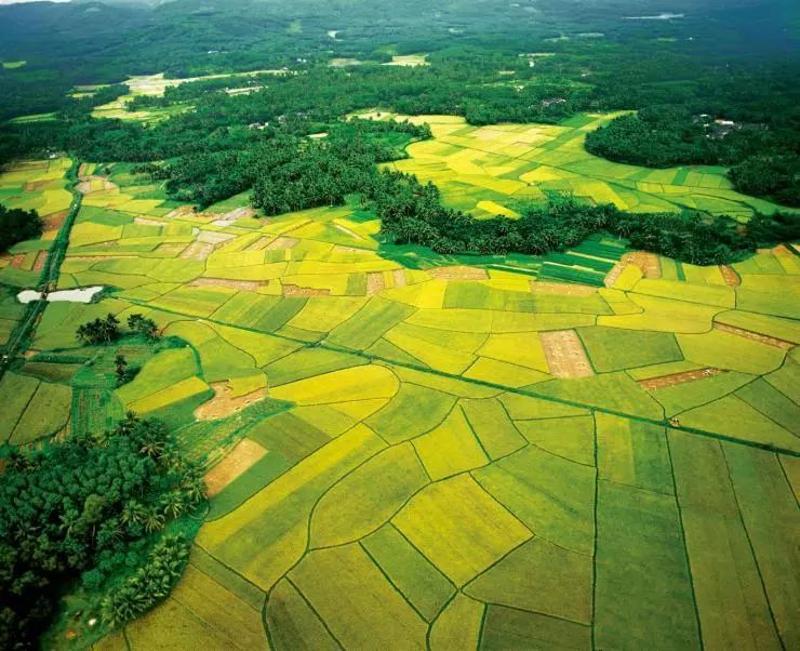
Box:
left=585, top=106, right=800, bottom=206
left=76, top=313, right=159, bottom=346
left=132, top=118, right=429, bottom=210
left=0, top=204, right=42, bottom=253
left=0, top=414, right=205, bottom=647
left=100, top=533, right=192, bottom=628
left=373, top=173, right=800, bottom=265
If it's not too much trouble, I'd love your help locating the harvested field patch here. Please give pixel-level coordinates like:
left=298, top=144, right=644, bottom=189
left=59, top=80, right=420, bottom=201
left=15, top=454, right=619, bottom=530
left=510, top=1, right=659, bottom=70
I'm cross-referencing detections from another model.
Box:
left=429, top=266, right=488, bottom=281
left=282, top=284, right=330, bottom=297
left=714, top=322, right=794, bottom=350
left=540, top=329, right=594, bottom=378
left=639, top=367, right=725, bottom=390
left=212, top=207, right=256, bottom=226
left=133, top=217, right=166, bottom=227
left=719, top=265, right=741, bottom=287
left=191, top=278, right=263, bottom=291
left=367, top=272, right=385, bottom=295
left=42, top=210, right=68, bottom=231
left=623, top=252, right=661, bottom=278
left=194, top=382, right=268, bottom=421
left=603, top=263, right=627, bottom=288
left=204, top=438, right=268, bottom=497
left=531, top=280, right=596, bottom=296
left=32, top=251, right=47, bottom=273
left=197, top=231, right=236, bottom=245
left=265, top=236, right=299, bottom=251
left=180, top=242, right=215, bottom=261
left=392, top=269, right=408, bottom=288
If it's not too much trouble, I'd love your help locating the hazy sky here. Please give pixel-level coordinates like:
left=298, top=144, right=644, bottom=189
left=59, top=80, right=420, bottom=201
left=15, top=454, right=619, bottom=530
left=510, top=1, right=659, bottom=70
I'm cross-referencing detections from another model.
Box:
left=0, top=1, right=71, bottom=4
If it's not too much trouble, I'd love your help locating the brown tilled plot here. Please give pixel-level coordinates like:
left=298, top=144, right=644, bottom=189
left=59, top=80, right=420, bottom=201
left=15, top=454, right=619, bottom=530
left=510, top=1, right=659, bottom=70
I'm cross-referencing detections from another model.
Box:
left=282, top=284, right=330, bottom=297
left=203, top=438, right=268, bottom=497
left=190, top=278, right=264, bottom=291
left=719, top=265, right=741, bottom=287
left=265, top=236, right=299, bottom=251
left=539, top=330, right=594, bottom=378
left=367, top=272, right=385, bottom=295
left=603, top=263, right=626, bottom=288
left=639, top=367, right=724, bottom=390
left=715, top=322, right=795, bottom=349
left=179, top=241, right=215, bottom=261
left=428, top=266, right=489, bottom=281
left=623, top=252, right=661, bottom=278
left=195, top=382, right=268, bottom=422
left=33, top=251, right=48, bottom=273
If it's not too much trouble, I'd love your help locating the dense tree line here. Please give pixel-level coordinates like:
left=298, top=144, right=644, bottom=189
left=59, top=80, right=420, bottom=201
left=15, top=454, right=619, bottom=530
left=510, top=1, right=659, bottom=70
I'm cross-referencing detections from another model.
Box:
left=373, top=172, right=800, bottom=265
left=585, top=106, right=800, bottom=206
left=0, top=204, right=42, bottom=253
left=76, top=313, right=159, bottom=345
left=132, top=118, right=429, bottom=209
left=0, top=415, right=205, bottom=648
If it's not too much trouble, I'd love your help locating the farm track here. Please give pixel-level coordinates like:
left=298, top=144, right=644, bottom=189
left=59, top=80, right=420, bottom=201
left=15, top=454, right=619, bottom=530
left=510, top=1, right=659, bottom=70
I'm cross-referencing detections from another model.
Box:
left=0, top=160, right=83, bottom=382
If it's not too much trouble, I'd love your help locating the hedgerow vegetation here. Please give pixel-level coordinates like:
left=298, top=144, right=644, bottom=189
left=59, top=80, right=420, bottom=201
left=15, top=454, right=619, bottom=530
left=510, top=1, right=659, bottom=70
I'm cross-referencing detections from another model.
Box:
left=0, top=415, right=205, bottom=648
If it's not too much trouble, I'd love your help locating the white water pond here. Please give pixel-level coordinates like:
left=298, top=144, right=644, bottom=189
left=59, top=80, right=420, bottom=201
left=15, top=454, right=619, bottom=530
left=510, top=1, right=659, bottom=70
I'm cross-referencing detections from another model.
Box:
left=17, top=286, right=105, bottom=304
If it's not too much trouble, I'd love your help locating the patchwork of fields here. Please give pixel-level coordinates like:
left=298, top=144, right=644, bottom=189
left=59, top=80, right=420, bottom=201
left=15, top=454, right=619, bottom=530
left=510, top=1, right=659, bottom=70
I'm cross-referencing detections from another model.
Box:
left=0, top=116, right=799, bottom=649
left=382, top=113, right=791, bottom=219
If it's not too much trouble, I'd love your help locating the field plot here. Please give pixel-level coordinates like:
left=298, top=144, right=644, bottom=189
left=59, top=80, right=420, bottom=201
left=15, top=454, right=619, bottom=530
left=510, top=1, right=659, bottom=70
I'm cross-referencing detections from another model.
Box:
left=383, top=113, right=793, bottom=220
left=1, top=116, right=798, bottom=650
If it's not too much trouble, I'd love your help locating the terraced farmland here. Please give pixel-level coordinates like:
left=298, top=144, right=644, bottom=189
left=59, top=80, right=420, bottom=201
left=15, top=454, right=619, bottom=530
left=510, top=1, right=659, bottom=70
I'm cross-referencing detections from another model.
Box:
left=1, top=117, right=799, bottom=650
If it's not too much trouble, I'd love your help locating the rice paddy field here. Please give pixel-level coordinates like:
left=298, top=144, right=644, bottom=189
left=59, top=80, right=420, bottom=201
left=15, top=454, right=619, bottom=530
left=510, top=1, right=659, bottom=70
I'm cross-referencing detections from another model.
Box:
left=1, top=115, right=799, bottom=650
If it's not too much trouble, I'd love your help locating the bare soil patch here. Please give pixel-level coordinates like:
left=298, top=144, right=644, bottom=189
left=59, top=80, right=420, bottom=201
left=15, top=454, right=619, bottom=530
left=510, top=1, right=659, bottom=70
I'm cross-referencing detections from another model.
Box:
left=540, top=330, right=594, bottom=378
left=33, top=251, right=48, bottom=273
left=623, top=252, right=660, bottom=278
left=9, top=255, right=26, bottom=269
left=367, top=272, right=385, bottom=295
left=134, top=217, right=166, bottom=227
left=639, top=367, right=724, bottom=390
left=530, top=280, right=596, bottom=296
left=203, top=438, right=267, bottom=497
left=195, top=382, right=268, bottom=422
left=392, top=269, right=408, bottom=288
left=179, top=241, right=215, bottom=261
left=211, top=207, right=256, bottom=227
left=42, top=210, right=69, bottom=231
left=265, top=236, right=299, bottom=251
left=190, top=278, right=264, bottom=291
left=428, top=266, right=488, bottom=281
left=719, top=265, right=741, bottom=287
left=283, top=284, right=330, bottom=297
left=715, top=322, right=795, bottom=349
left=197, top=231, right=235, bottom=245
left=603, top=263, right=626, bottom=288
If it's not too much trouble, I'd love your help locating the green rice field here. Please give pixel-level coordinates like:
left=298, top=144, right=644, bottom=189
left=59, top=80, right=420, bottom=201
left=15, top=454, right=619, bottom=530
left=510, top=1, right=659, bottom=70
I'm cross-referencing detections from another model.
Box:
left=1, top=115, right=799, bottom=650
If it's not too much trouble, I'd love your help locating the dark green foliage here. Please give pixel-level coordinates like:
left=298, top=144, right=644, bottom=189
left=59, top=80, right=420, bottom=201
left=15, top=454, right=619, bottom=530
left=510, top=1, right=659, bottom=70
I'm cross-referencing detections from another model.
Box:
left=729, top=154, right=800, bottom=207
left=374, top=174, right=800, bottom=265
left=100, top=533, right=192, bottom=628
left=0, top=415, right=205, bottom=649
left=76, top=313, right=121, bottom=345
left=0, top=204, right=42, bottom=253
left=127, top=313, right=160, bottom=341
left=585, top=107, right=800, bottom=206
